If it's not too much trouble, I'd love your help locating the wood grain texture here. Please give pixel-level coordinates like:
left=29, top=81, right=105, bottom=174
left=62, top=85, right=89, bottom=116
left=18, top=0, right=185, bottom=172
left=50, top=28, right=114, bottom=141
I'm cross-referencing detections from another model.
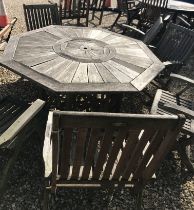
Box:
left=0, top=26, right=164, bottom=93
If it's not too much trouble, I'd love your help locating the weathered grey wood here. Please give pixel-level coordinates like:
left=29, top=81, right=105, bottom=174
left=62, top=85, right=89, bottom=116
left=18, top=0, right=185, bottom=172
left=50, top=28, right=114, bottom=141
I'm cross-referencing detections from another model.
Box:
left=23, top=4, right=61, bottom=31
left=59, top=0, right=90, bottom=26
left=168, top=0, right=194, bottom=12
left=102, top=62, right=133, bottom=83
left=88, top=63, right=104, bottom=83
left=0, top=98, right=45, bottom=196
left=95, top=63, right=119, bottom=83
left=151, top=86, right=194, bottom=172
left=0, top=26, right=164, bottom=93
left=42, top=110, right=185, bottom=208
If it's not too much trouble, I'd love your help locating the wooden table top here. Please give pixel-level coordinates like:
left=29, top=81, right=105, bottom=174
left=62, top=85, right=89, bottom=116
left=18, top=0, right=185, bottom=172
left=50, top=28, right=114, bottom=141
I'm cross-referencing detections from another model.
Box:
left=168, top=0, right=194, bottom=12
left=0, top=25, right=164, bottom=93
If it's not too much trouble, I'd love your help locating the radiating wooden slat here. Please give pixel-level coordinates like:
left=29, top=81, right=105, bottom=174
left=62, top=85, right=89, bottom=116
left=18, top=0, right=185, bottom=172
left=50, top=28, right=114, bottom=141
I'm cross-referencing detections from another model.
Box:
left=88, top=63, right=103, bottom=83
left=32, top=57, right=68, bottom=73
left=15, top=53, right=58, bottom=67
left=107, top=60, right=139, bottom=79
left=52, top=60, right=73, bottom=80
left=114, top=54, right=153, bottom=69
left=116, top=48, right=149, bottom=58
left=45, top=26, right=73, bottom=39
left=14, top=51, right=55, bottom=60
left=89, top=29, right=106, bottom=39
left=102, top=62, right=132, bottom=83
left=91, top=31, right=110, bottom=40
left=62, top=61, right=80, bottom=83
left=72, top=63, right=88, bottom=83
left=95, top=63, right=119, bottom=83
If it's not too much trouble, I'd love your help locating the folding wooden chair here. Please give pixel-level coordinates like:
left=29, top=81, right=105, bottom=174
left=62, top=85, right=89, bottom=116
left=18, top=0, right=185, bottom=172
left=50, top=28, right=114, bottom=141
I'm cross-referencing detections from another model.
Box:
left=23, top=4, right=61, bottom=31
left=0, top=97, right=45, bottom=195
left=43, top=110, right=185, bottom=209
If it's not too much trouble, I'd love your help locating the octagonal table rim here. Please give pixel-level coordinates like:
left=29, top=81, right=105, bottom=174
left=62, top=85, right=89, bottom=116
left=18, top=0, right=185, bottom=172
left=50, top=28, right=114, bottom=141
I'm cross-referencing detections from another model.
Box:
left=0, top=25, right=165, bottom=93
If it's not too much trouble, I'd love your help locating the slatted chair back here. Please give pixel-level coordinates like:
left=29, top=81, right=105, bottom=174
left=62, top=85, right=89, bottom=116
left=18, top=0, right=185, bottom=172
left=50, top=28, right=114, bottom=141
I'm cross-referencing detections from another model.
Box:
left=44, top=111, right=185, bottom=190
left=143, top=15, right=164, bottom=44
left=23, top=4, right=61, bottom=31
left=59, top=0, right=90, bottom=26
left=138, top=0, right=168, bottom=27
left=156, top=23, right=194, bottom=62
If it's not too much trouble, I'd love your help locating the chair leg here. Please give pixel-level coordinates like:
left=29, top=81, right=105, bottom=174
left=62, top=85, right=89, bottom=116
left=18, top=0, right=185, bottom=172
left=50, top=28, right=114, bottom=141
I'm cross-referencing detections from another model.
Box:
left=135, top=188, right=143, bottom=210
left=110, top=12, right=122, bottom=31
left=0, top=152, right=18, bottom=196
left=43, top=188, right=50, bottom=210
left=92, top=9, right=95, bottom=20
left=177, top=143, right=194, bottom=173
left=99, top=9, right=104, bottom=25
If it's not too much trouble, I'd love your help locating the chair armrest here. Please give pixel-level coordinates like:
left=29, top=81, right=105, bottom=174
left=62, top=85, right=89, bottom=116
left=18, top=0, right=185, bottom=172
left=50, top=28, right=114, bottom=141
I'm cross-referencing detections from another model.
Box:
left=122, top=24, right=145, bottom=36
left=177, top=15, right=191, bottom=28
left=170, top=73, right=194, bottom=87
left=0, top=99, right=45, bottom=146
left=160, top=102, right=194, bottom=119
left=43, top=111, right=53, bottom=178
left=163, top=61, right=183, bottom=67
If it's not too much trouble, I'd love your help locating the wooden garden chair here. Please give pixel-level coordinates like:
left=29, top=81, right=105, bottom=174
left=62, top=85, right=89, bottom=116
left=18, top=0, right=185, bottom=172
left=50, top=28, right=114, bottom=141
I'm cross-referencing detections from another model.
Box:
left=58, top=0, right=90, bottom=26
left=122, top=15, right=164, bottom=45
left=90, top=0, right=106, bottom=25
left=151, top=73, right=194, bottom=172
left=0, top=17, right=17, bottom=51
left=43, top=110, right=185, bottom=209
left=110, top=0, right=136, bottom=30
left=126, top=0, right=168, bottom=32
left=23, top=4, right=61, bottom=31
left=152, top=22, right=194, bottom=85
left=0, top=97, right=45, bottom=195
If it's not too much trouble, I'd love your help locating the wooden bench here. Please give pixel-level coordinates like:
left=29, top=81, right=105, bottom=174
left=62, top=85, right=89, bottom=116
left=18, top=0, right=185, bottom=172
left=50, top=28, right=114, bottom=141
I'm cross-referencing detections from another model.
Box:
left=0, top=97, right=46, bottom=195
left=43, top=110, right=185, bottom=209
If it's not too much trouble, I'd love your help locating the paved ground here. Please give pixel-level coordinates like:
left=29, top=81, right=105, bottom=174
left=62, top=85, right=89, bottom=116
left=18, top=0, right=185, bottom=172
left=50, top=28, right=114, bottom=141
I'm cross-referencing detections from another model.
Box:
left=0, top=0, right=194, bottom=209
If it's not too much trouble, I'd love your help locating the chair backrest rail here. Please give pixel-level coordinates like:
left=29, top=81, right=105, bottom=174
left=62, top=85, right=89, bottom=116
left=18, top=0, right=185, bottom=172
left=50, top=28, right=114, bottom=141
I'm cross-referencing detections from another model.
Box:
left=47, top=111, right=185, bottom=189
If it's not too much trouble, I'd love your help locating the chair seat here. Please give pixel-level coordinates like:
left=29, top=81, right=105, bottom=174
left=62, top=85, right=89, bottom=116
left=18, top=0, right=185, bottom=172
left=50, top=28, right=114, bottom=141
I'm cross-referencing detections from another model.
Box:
left=151, top=89, right=194, bottom=136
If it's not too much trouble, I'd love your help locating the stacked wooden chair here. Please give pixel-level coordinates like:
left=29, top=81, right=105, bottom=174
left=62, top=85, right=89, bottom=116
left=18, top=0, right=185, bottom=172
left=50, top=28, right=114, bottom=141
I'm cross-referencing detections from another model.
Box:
left=151, top=73, right=194, bottom=172
left=23, top=4, right=61, bottom=31
left=0, top=97, right=45, bottom=195
left=0, top=17, right=17, bottom=51
left=42, top=110, right=185, bottom=209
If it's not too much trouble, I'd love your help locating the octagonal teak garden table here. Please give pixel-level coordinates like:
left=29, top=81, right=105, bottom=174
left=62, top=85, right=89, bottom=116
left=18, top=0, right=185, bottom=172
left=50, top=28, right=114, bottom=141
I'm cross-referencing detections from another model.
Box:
left=0, top=25, right=165, bottom=93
